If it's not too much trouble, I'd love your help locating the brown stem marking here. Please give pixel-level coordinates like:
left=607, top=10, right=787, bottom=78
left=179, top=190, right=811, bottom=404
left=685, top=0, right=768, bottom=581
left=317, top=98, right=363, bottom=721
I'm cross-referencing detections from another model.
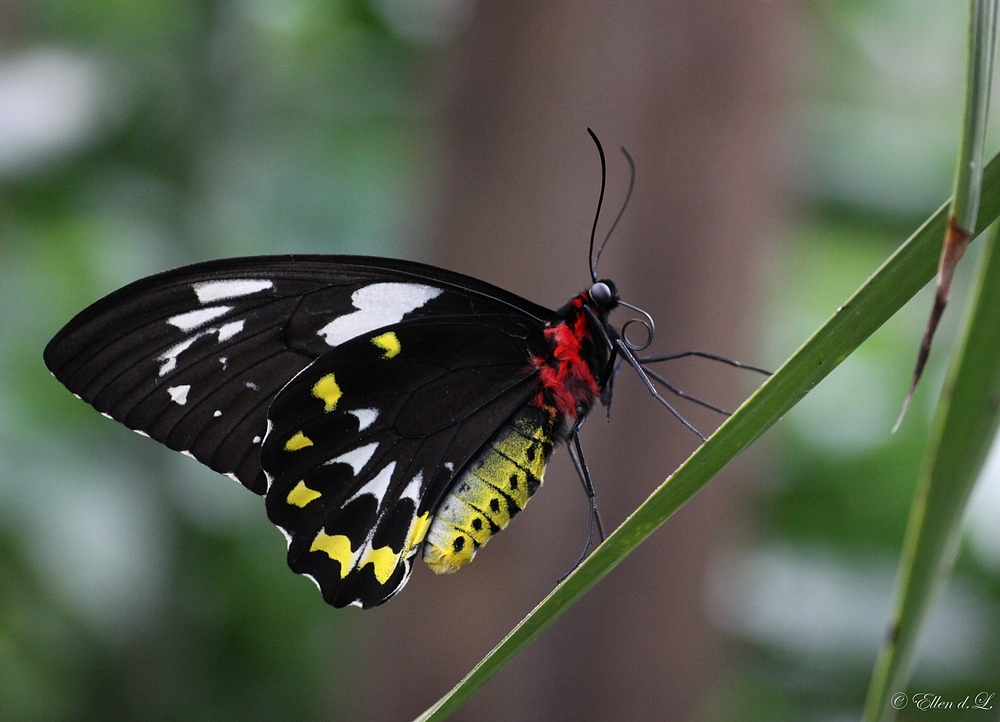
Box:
left=894, top=214, right=973, bottom=432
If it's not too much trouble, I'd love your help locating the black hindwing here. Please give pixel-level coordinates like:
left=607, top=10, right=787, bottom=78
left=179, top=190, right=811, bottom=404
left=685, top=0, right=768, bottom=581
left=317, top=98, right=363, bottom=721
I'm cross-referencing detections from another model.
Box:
left=261, top=315, right=548, bottom=608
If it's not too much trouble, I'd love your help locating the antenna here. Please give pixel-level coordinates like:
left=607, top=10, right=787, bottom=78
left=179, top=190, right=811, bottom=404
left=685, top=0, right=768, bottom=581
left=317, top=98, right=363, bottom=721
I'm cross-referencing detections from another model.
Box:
left=586, top=128, right=607, bottom=283
left=593, top=147, right=635, bottom=276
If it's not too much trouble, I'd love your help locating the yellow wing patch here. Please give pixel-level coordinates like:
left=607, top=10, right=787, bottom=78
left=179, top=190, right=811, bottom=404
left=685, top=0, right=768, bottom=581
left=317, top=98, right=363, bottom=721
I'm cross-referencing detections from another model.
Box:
left=284, top=431, right=313, bottom=451
left=406, top=512, right=432, bottom=554
left=286, top=480, right=321, bottom=507
left=371, top=331, right=401, bottom=359
left=311, top=373, right=342, bottom=412
left=310, top=533, right=356, bottom=578
left=360, top=546, right=399, bottom=584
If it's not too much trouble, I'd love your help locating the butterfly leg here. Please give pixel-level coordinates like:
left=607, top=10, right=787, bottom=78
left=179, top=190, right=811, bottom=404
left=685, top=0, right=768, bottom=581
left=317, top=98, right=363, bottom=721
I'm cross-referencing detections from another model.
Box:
left=615, top=338, right=707, bottom=442
left=636, top=349, right=771, bottom=417
left=559, top=417, right=606, bottom=581
left=639, top=366, right=733, bottom=416
left=581, top=304, right=621, bottom=412
left=638, top=350, right=771, bottom=376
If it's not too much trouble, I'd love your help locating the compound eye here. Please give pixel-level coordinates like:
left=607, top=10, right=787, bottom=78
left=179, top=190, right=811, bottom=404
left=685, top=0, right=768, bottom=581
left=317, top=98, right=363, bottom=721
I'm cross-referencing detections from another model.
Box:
left=589, top=281, right=613, bottom=306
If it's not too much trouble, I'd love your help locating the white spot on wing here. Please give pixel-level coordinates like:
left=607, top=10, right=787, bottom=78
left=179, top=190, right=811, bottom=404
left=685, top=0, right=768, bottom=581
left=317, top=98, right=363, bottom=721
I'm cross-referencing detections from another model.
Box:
left=216, top=320, right=244, bottom=341
left=325, top=442, right=379, bottom=475
left=157, top=336, right=198, bottom=376
left=401, top=471, right=423, bottom=502
left=316, top=283, right=442, bottom=346
left=252, top=435, right=261, bottom=444
left=246, top=381, right=259, bottom=390
left=133, top=429, right=150, bottom=438
left=224, top=472, right=239, bottom=482
left=348, top=408, right=378, bottom=431
left=213, top=410, right=222, bottom=417
left=181, top=450, right=195, bottom=458
left=168, top=385, right=190, bottom=405
left=159, top=309, right=248, bottom=377
left=168, top=305, right=232, bottom=331
left=444, top=462, right=454, bottom=472
left=344, top=461, right=396, bottom=508
left=193, top=279, right=273, bottom=303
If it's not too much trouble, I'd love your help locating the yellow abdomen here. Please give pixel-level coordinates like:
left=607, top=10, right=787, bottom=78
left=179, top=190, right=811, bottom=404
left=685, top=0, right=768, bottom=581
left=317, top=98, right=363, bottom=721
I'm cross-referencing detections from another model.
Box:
left=423, top=406, right=555, bottom=574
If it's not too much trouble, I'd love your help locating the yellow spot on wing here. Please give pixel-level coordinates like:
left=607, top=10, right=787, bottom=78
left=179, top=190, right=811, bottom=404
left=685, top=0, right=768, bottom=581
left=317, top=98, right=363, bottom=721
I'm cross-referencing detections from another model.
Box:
left=284, top=431, right=313, bottom=451
left=371, top=331, right=401, bottom=359
left=406, top=512, right=432, bottom=553
left=361, top=546, right=399, bottom=584
left=286, top=480, right=321, bottom=507
left=310, top=533, right=355, bottom=578
left=311, top=373, right=342, bottom=412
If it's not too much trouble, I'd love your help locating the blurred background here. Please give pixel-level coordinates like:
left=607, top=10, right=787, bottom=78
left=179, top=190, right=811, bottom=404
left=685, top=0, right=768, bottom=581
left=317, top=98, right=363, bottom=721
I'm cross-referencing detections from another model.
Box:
left=2, top=0, right=1000, bottom=720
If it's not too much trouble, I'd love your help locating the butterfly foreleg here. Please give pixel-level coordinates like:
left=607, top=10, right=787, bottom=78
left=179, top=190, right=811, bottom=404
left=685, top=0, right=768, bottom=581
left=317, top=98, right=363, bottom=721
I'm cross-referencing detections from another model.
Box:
left=614, top=338, right=707, bottom=442
left=581, top=304, right=620, bottom=410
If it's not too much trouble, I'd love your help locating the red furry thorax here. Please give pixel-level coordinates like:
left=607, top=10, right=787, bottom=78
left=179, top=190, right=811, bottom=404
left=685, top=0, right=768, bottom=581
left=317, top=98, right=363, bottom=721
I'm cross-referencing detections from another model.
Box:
left=531, top=295, right=599, bottom=419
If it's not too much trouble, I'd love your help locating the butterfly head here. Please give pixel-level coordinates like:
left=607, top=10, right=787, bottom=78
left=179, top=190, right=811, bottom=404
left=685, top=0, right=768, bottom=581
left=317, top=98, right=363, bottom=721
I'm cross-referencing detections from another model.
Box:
left=583, top=278, right=656, bottom=356
left=587, top=279, right=618, bottom=313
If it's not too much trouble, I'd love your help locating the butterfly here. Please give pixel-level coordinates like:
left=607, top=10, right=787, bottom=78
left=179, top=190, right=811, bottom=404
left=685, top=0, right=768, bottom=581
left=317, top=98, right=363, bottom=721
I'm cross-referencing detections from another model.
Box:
left=43, top=135, right=761, bottom=609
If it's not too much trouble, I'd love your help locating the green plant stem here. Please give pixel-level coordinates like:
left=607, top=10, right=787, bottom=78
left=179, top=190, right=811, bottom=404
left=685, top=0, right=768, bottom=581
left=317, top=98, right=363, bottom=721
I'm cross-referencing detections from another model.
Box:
left=412, top=152, right=1000, bottom=722
left=865, top=224, right=1000, bottom=722
left=953, top=0, right=998, bottom=231
left=898, top=0, right=999, bottom=427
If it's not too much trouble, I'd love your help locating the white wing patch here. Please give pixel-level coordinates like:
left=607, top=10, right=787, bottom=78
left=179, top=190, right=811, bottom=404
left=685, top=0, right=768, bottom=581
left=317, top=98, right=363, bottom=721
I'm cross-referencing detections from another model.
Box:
left=216, top=320, right=245, bottom=341
left=400, top=471, right=423, bottom=502
left=167, top=384, right=190, bottom=405
left=347, top=408, right=378, bottom=431
left=325, top=442, right=379, bottom=475
left=316, top=283, right=443, bottom=346
left=158, top=337, right=198, bottom=376
left=193, top=278, right=273, bottom=303
left=158, top=320, right=247, bottom=377
left=344, top=461, right=396, bottom=508
left=167, top=305, right=232, bottom=331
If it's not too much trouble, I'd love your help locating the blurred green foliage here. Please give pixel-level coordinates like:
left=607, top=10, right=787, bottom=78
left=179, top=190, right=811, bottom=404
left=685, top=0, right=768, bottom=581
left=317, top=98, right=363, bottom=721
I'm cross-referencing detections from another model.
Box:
left=1, top=0, right=446, bottom=718
left=705, top=2, right=1000, bottom=720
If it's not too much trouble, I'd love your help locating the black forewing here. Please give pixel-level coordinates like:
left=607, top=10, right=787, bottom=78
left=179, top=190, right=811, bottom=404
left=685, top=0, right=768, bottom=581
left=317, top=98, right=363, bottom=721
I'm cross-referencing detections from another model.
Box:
left=44, top=255, right=557, bottom=494
left=260, top=315, right=548, bottom=608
